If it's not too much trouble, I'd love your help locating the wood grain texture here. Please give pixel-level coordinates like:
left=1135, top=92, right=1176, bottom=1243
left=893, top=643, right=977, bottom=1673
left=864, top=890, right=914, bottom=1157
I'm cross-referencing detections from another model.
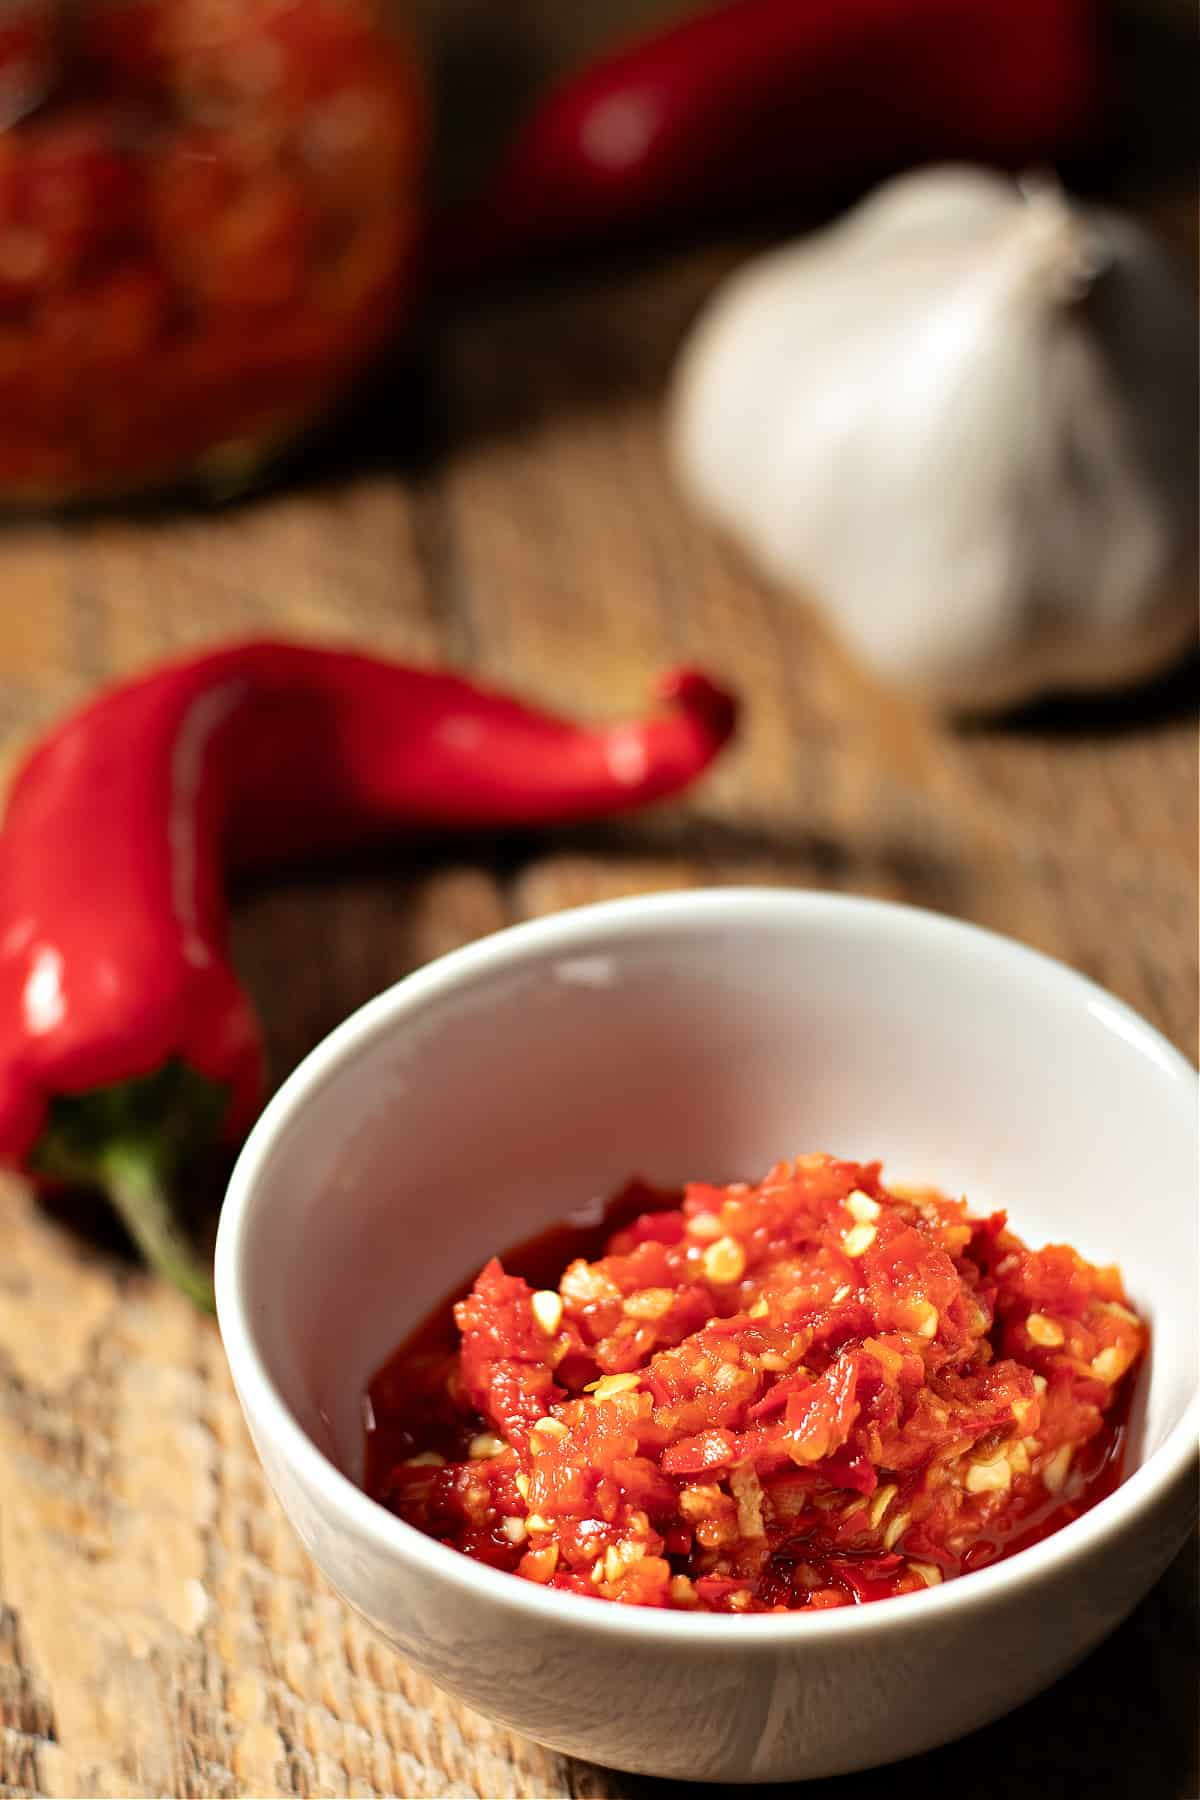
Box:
left=0, top=94, right=1197, bottom=1800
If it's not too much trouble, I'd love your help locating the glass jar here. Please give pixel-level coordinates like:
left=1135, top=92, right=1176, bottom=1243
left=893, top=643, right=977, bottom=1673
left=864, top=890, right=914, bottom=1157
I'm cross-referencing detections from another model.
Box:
left=0, top=0, right=426, bottom=505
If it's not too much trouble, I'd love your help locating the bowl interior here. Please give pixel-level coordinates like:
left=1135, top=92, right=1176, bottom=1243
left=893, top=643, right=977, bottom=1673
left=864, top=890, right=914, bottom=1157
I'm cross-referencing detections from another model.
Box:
left=229, top=896, right=1197, bottom=1496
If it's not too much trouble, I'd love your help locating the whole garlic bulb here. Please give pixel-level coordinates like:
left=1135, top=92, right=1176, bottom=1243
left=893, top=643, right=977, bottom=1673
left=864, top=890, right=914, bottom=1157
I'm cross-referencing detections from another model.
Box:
left=669, top=166, right=1198, bottom=712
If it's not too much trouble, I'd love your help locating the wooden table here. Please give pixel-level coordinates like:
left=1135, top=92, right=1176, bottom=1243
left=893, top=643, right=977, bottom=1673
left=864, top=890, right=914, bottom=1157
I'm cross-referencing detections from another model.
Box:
left=1, top=10, right=1197, bottom=1791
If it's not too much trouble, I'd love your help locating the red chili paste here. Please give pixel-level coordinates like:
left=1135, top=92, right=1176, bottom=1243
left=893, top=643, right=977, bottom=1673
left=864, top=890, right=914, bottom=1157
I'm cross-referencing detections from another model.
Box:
left=365, top=1157, right=1143, bottom=1613
left=0, top=0, right=423, bottom=501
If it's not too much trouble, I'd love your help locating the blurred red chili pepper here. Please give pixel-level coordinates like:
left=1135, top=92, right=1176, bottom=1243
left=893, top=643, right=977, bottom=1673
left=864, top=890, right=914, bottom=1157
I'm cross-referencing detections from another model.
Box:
left=0, top=642, right=736, bottom=1307
left=436, top=0, right=1106, bottom=285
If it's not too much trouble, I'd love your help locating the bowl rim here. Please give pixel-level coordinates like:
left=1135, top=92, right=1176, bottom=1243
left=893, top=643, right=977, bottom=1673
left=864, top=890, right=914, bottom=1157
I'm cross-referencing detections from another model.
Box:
left=216, top=887, right=1200, bottom=1647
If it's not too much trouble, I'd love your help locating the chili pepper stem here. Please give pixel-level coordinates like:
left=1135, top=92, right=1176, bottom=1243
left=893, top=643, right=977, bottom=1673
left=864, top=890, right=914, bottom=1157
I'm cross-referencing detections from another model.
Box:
left=98, top=1145, right=216, bottom=1313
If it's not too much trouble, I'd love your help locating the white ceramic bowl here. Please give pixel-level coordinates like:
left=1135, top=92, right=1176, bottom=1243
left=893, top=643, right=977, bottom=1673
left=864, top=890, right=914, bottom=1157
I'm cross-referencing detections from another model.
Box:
left=216, top=890, right=1198, bottom=1784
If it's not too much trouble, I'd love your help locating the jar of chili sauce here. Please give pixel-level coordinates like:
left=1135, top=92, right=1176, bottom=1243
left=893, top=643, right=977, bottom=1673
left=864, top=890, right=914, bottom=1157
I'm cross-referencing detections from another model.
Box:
left=0, top=0, right=425, bottom=504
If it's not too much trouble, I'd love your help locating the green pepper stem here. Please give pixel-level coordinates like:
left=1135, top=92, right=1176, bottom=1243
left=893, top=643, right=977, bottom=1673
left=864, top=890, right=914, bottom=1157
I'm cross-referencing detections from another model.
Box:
left=99, top=1145, right=216, bottom=1313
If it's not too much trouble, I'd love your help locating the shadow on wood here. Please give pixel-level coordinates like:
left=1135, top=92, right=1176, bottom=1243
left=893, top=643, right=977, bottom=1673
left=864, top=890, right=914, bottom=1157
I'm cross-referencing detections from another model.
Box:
left=976, top=645, right=1200, bottom=739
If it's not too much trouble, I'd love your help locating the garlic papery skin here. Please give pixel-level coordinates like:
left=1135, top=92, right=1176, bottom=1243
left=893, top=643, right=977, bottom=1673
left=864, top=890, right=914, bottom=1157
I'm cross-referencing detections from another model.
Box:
left=669, top=166, right=1198, bottom=713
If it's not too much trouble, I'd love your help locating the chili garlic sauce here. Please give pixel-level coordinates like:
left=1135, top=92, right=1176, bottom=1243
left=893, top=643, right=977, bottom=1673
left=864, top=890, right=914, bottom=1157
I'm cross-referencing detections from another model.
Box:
left=366, top=1156, right=1142, bottom=1613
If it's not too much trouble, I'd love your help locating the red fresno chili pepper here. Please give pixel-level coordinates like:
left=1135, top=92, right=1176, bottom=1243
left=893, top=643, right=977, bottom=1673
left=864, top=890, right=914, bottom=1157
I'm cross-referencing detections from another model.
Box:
left=0, top=642, right=736, bottom=1308
left=436, top=0, right=1105, bottom=284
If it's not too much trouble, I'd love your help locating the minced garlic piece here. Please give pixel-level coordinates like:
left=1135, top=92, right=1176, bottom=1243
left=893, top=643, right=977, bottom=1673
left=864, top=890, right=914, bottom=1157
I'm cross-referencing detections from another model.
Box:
left=898, top=1298, right=938, bottom=1338
left=843, top=1223, right=877, bottom=1258
left=1042, top=1445, right=1073, bottom=1494
left=883, top=1510, right=910, bottom=1550
left=965, top=1458, right=1012, bottom=1494
left=560, top=1261, right=622, bottom=1304
left=679, top=1483, right=723, bottom=1521
left=468, top=1433, right=506, bottom=1460
left=687, top=1211, right=723, bottom=1240
left=1090, top=1345, right=1126, bottom=1384
left=531, top=1417, right=568, bottom=1448
left=587, top=1372, right=642, bottom=1401
left=603, top=1540, right=646, bottom=1583
left=521, top=1545, right=558, bottom=1581
left=730, top=1465, right=766, bottom=1540
left=1097, top=1300, right=1139, bottom=1324
left=909, top=1560, right=942, bottom=1587
left=868, top=1484, right=898, bottom=1530
left=623, top=1287, right=675, bottom=1320
left=530, top=1289, right=564, bottom=1336
left=703, top=1236, right=747, bottom=1284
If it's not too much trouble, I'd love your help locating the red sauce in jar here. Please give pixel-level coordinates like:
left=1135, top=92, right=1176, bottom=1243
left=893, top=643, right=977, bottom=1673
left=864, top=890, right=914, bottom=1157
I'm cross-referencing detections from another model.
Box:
left=365, top=1159, right=1141, bottom=1613
left=0, top=0, right=424, bottom=502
